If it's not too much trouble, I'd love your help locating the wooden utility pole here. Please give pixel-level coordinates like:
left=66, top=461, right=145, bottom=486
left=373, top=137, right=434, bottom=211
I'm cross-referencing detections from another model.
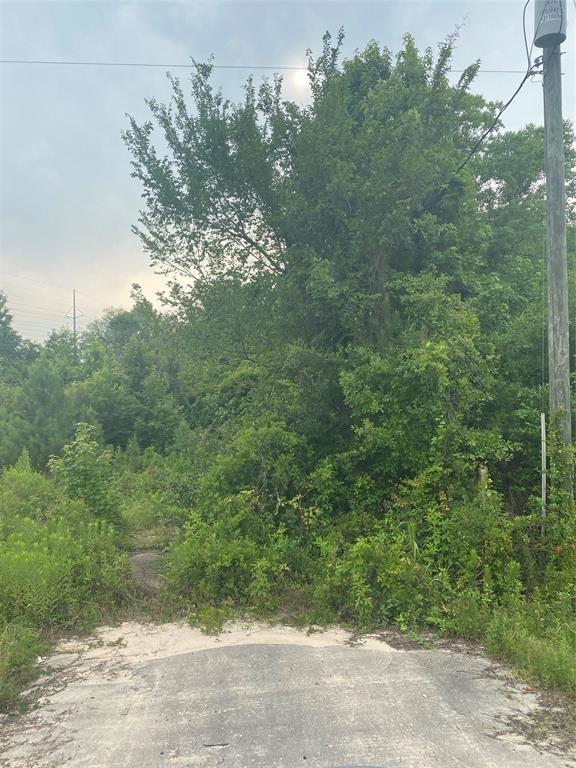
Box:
left=535, top=1, right=573, bottom=460
left=543, top=44, right=572, bottom=447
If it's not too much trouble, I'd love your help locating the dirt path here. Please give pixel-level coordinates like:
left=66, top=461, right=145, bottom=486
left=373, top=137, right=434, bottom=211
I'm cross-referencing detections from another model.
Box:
left=1, top=621, right=574, bottom=768
left=130, top=550, right=162, bottom=592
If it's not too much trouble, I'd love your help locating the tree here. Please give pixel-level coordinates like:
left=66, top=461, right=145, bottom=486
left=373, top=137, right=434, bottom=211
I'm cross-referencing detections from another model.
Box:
left=0, top=293, right=36, bottom=384
left=124, top=34, right=493, bottom=340
left=10, top=357, right=76, bottom=467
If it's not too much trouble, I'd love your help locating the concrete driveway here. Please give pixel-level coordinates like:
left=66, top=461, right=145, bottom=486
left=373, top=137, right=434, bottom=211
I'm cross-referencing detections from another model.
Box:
left=0, top=622, right=573, bottom=768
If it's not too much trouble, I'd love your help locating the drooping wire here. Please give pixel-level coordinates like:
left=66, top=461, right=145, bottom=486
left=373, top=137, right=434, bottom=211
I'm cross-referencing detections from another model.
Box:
left=523, top=0, right=533, bottom=70
left=454, top=62, right=541, bottom=177
left=458, top=0, right=563, bottom=175
left=421, top=1, right=566, bottom=214
left=0, top=271, right=101, bottom=307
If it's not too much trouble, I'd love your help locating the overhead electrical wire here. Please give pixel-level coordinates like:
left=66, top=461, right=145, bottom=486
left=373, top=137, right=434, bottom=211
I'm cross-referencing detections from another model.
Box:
left=8, top=308, right=71, bottom=320
left=418, top=0, right=566, bottom=214
left=6, top=300, right=79, bottom=316
left=6, top=296, right=93, bottom=313
left=0, top=58, right=543, bottom=76
left=457, top=0, right=572, bottom=176
left=8, top=311, right=93, bottom=326
left=0, top=271, right=101, bottom=307
left=2, top=4, right=570, bottom=289
left=522, top=0, right=533, bottom=70
left=0, top=271, right=73, bottom=293
left=454, top=0, right=560, bottom=178
left=453, top=62, right=541, bottom=177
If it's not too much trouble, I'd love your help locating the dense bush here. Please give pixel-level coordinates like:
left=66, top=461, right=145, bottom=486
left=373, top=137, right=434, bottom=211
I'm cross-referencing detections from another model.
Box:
left=0, top=443, right=129, bottom=709
left=0, top=517, right=128, bottom=627
left=166, top=492, right=293, bottom=611
left=164, top=463, right=575, bottom=692
left=48, top=423, right=123, bottom=527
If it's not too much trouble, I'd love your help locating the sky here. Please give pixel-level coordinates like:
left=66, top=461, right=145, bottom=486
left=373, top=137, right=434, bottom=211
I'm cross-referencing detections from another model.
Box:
left=0, top=0, right=574, bottom=340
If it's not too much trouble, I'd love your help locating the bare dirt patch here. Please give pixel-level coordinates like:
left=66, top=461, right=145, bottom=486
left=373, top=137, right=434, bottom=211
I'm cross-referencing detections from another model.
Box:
left=129, top=549, right=162, bottom=591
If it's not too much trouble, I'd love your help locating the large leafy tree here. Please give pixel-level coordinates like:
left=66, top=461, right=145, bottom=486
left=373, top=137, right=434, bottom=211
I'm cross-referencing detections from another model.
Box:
left=123, top=34, right=504, bottom=488
left=124, top=34, right=494, bottom=345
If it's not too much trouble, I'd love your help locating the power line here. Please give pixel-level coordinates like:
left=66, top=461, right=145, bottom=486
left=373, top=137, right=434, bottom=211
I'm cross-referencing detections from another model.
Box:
left=6, top=297, right=96, bottom=318
left=452, top=0, right=569, bottom=177
left=9, top=311, right=94, bottom=326
left=0, top=271, right=72, bottom=293
left=6, top=300, right=76, bottom=316
left=0, top=58, right=543, bottom=75
left=11, top=313, right=71, bottom=323
left=523, top=0, right=533, bottom=70
left=0, top=272, right=101, bottom=307
left=13, top=322, right=67, bottom=332
left=0, top=59, right=305, bottom=70
left=13, top=319, right=82, bottom=331
left=8, top=308, right=68, bottom=320
left=454, top=61, right=541, bottom=177
left=420, top=3, right=553, bottom=214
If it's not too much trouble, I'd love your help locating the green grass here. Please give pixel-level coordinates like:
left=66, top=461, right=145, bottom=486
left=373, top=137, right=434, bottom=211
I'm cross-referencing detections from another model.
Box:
left=0, top=622, right=48, bottom=710
left=484, top=603, right=576, bottom=693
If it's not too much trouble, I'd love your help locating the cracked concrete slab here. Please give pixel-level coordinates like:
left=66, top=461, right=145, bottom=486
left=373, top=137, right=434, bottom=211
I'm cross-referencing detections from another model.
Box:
left=0, top=621, right=573, bottom=768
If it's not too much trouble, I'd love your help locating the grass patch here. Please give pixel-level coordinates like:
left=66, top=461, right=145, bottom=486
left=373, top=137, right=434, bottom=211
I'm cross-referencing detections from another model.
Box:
left=0, top=622, right=49, bottom=711
left=485, top=603, right=576, bottom=693
left=0, top=447, right=132, bottom=711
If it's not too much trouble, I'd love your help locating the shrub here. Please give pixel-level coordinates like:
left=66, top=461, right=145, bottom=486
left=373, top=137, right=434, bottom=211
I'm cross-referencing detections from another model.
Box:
left=0, top=518, right=129, bottom=627
left=0, top=450, right=87, bottom=535
left=314, top=529, right=435, bottom=628
left=165, top=492, right=290, bottom=611
left=114, top=454, right=190, bottom=533
left=0, top=453, right=130, bottom=710
left=0, top=622, right=47, bottom=710
left=48, top=423, right=122, bottom=527
left=485, top=592, right=576, bottom=692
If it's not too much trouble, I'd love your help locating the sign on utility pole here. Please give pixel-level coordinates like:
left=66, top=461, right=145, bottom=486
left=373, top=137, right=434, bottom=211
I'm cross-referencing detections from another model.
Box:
left=534, top=1, right=573, bottom=459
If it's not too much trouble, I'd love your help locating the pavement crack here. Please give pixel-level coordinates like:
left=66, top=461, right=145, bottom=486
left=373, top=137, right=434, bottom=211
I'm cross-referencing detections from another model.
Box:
left=202, top=743, right=230, bottom=748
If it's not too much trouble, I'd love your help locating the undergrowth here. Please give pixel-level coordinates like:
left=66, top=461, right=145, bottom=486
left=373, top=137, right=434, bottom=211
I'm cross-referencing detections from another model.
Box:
left=0, top=437, right=130, bottom=711
left=161, top=458, right=576, bottom=695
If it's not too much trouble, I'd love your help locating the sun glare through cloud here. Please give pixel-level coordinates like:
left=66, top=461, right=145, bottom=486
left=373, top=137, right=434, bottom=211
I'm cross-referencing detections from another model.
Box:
left=291, top=68, right=310, bottom=91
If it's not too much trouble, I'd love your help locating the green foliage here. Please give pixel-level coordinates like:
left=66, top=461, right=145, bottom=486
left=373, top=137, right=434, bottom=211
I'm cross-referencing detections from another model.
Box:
left=112, top=447, right=191, bottom=540
left=0, top=293, right=37, bottom=386
left=314, top=529, right=434, bottom=627
left=0, top=451, right=85, bottom=535
left=197, top=419, right=309, bottom=509
left=0, top=517, right=128, bottom=627
left=0, top=355, right=76, bottom=468
left=0, top=456, right=130, bottom=709
left=166, top=492, right=291, bottom=611
left=124, top=32, right=576, bottom=692
left=49, top=424, right=122, bottom=527
left=484, top=591, right=576, bottom=692
left=0, top=622, right=47, bottom=710
left=188, top=604, right=231, bottom=635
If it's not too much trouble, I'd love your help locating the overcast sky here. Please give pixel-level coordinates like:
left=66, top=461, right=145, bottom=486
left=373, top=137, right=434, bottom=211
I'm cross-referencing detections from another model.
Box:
left=0, top=0, right=574, bottom=340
